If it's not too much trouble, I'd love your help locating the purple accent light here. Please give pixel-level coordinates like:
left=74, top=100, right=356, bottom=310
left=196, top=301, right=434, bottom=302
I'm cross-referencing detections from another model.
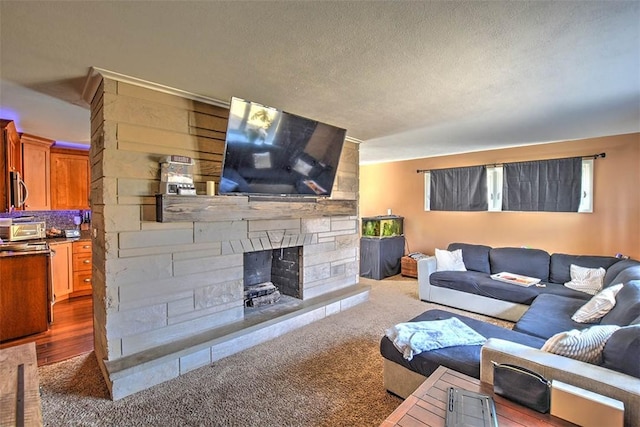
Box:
left=53, top=141, right=90, bottom=150
left=0, top=108, right=20, bottom=123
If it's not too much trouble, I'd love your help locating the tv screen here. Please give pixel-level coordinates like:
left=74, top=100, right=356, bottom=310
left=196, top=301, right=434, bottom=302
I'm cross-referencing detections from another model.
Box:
left=219, top=97, right=346, bottom=197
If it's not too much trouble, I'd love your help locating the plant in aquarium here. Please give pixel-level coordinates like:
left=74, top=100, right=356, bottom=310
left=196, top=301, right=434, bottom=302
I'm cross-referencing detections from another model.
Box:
left=362, top=220, right=380, bottom=237
left=381, top=220, right=401, bottom=236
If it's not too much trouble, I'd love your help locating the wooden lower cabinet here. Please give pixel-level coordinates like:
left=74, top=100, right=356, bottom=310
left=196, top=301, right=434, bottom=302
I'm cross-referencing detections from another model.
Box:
left=51, top=242, right=73, bottom=302
left=71, top=240, right=92, bottom=297
left=51, top=240, right=92, bottom=303
left=0, top=253, right=50, bottom=342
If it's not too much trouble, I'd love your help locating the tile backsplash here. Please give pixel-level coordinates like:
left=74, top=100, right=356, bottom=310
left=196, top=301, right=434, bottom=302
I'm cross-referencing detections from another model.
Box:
left=0, top=210, right=91, bottom=231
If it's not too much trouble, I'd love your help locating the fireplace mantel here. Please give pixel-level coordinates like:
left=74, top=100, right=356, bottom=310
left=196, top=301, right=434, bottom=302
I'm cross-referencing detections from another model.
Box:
left=156, top=194, right=358, bottom=222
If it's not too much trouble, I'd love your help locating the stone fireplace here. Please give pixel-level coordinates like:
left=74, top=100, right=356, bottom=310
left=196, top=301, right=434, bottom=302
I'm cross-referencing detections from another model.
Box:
left=87, top=73, right=365, bottom=400
left=244, top=246, right=302, bottom=307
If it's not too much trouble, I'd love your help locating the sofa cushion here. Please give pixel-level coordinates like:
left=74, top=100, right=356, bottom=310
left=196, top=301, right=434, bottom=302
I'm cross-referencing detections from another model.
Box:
left=447, top=243, right=492, bottom=273
left=600, top=280, right=640, bottom=326
left=550, top=253, right=620, bottom=284
left=541, top=324, right=620, bottom=364
left=490, top=247, right=550, bottom=282
left=603, top=258, right=640, bottom=287
left=602, top=325, right=640, bottom=378
left=430, top=271, right=541, bottom=304
left=534, top=283, right=592, bottom=300
left=513, top=294, right=589, bottom=339
left=379, top=309, right=546, bottom=380
left=430, top=271, right=590, bottom=305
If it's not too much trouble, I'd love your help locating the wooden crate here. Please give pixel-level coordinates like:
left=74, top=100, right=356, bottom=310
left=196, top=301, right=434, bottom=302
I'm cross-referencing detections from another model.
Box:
left=401, top=256, right=418, bottom=278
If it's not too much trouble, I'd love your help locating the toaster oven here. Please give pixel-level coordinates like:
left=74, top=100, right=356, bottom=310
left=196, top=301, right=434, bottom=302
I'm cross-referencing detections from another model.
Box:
left=0, top=221, right=46, bottom=241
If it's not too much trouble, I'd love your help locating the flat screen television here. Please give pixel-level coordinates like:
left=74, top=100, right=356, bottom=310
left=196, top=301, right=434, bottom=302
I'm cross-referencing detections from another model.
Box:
left=219, top=97, right=347, bottom=197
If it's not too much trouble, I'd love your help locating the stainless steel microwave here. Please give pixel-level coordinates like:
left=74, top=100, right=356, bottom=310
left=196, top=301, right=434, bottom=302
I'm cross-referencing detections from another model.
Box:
left=10, top=170, right=28, bottom=209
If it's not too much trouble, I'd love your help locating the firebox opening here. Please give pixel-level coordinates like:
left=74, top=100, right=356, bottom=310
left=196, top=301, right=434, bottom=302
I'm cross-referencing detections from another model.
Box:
left=243, top=246, right=302, bottom=308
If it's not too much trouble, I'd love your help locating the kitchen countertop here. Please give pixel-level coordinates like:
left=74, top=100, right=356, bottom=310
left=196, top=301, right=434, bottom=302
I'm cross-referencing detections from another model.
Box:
left=46, top=235, right=91, bottom=244
left=0, top=231, right=91, bottom=257
left=0, top=246, right=50, bottom=258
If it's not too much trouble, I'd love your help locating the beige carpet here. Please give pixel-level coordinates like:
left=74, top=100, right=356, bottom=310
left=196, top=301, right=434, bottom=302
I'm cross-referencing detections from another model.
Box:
left=38, top=276, right=512, bottom=427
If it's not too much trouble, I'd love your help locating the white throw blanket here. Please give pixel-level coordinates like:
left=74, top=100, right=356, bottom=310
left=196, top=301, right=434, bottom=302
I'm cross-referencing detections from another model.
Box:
left=385, top=317, right=487, bottom=361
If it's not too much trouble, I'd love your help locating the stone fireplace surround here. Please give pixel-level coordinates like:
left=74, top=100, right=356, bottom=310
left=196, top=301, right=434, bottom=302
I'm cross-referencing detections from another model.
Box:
left=102, top=211, right=369, bottom=400
left=88, top=73, right=365, bottom=400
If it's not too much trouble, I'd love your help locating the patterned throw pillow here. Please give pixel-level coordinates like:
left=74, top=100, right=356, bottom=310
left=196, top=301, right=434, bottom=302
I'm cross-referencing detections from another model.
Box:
left=571, top=283, right=624, bottom=323
left=564, top=264, right=606, bottom=295
left=541, top=325, right=620, bottom=364
left=435, top=248, right=467, bottom=272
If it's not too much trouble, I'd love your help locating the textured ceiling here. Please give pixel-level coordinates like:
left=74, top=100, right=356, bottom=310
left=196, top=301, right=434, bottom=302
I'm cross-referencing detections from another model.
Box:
left=0, top=1, right=638, bottom=164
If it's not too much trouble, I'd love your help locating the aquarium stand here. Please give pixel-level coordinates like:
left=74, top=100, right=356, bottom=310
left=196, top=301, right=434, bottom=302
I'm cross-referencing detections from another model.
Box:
left=359, top=236, right=405, bottom=280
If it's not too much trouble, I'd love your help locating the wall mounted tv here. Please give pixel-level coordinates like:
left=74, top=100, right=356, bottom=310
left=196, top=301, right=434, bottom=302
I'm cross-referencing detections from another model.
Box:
left=219, top=97, right=347, bottom=197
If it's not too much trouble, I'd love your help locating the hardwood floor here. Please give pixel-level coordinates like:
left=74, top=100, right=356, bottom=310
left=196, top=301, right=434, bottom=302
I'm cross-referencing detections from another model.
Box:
left=0, top=295, right=94, bottom=366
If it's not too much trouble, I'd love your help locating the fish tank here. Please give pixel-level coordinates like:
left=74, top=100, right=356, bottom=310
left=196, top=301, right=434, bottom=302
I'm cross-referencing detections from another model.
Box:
left=361, top=215, right=404, bottom=238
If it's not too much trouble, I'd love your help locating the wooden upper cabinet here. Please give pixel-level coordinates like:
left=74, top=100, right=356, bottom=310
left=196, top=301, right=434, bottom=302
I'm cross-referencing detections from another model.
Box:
left=1, top=119, right=22, bottom=212
left=5, top=120, right=22, bottom=174
left=50, top=147, right=90, bottom=210
left=21, top=134, right=54, bottom=211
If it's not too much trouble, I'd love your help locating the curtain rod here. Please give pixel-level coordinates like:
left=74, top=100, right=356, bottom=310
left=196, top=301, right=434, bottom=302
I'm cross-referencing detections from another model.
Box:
left=416, top=152, right=606, bottom=174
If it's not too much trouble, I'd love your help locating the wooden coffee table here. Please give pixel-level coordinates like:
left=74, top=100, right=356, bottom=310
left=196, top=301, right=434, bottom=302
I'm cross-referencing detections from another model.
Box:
left=381, top=365, right=577, bottom=427
left=0, top=342, right=42, bottom=426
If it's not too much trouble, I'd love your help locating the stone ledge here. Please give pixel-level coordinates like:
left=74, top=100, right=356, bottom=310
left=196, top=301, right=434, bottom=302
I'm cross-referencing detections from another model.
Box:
left=103, top=283, right=370, bottom=399
left=155, top=194, right=358, bottom=222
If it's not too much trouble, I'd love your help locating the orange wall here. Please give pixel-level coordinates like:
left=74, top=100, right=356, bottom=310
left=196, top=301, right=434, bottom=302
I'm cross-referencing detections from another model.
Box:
left=360, top=133, right=640, bottom=259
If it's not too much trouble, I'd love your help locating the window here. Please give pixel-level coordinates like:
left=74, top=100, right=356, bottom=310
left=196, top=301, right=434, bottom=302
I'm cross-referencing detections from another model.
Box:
left=502, top=157, right=583, bottom=212
left=424, top=171, right=431, bottom=211
left=424, top=159, right=594, bottom=213
left=578, top=159, right=594, bottom=213
left=428, top=166, right=487, bottom=211
left=486, top=165, right=503, bottom=212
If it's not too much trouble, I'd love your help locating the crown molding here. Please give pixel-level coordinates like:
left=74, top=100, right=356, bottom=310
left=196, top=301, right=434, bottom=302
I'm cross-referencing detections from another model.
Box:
left=345, top=136, right=362, bottom=144
left=81, top=67, right=230, bottom=108
left=81, top=67, right=361, bottom=144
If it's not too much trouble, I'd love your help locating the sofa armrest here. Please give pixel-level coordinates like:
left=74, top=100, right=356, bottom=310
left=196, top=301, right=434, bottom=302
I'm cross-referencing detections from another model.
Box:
left=417, top=256, right=437, bottom=301
left=480, top=338, right=640, bottom=427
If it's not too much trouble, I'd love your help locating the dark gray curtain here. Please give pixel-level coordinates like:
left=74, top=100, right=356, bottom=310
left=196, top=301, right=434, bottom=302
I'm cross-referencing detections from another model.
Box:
left=503, top=157, right=582, bottom=212
left=430, top=166, right=487, bottom=211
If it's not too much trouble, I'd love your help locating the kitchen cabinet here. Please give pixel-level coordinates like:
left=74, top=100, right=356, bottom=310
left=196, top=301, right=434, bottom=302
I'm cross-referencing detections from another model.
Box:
left=71, top=240, right=92, bottom=297
left=50, top=241, right=73, bottom=302
left=21, top=134, right=53, bottom=211
left=1, top=119, right=22, bottom=212
left=50, top=147, right=90, bottom=210
left=0, top=252, right=50, bottom=342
